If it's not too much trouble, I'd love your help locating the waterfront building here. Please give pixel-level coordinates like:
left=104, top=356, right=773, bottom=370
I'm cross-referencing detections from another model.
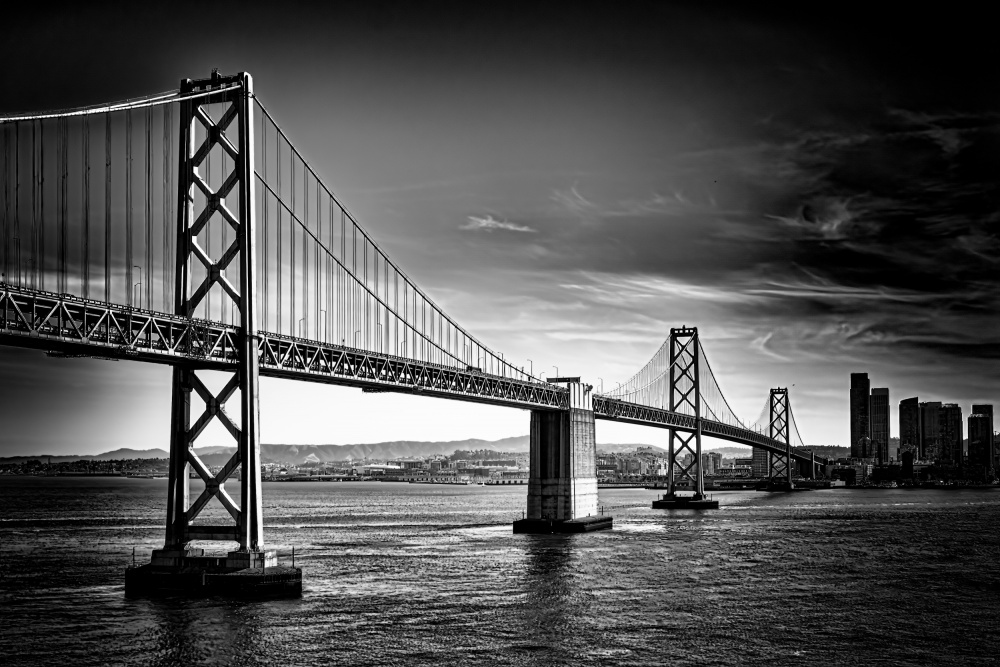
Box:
left=751, top=447, right=769, bottom=477
left=850, top=373, right=871, bottom=458
left=871, top=388, right=890, bottom=462
left=968, top=405, right=995, bottom=474
left=899, top=397, right=921, bottom=459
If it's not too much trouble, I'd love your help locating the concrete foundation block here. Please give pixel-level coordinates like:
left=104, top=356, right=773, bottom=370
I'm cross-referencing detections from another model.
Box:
left=513, top=515, right=613, bottom=534
left=225, top=550, right=277, bottom=570
left=149, top=548, right=205, bottom=567
left=651, top=496, right=720, bottom=510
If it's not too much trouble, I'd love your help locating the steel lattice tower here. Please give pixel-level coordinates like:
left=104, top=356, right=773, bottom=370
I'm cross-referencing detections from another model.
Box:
left=768, top=387, right=791, bottom=484
left=163, top=72, right=264, bottom=554
left=666, top=326, right=705, bottom=500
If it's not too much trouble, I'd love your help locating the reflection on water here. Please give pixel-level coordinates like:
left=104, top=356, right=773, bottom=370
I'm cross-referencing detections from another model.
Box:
left=1, top=478, right=999, bottom=666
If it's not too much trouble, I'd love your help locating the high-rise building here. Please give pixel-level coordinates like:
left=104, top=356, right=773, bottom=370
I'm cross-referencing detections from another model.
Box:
left=940, top=404, right=963, bottom=464
left=920, top=401, right=942, bottom=461
left=701, top=451, right=722, bottom=476
left=968, top=405, right=994, bottom=473
left=751, top=447, right=769, bottom=477
left=899, top=397, right=921, bottom=459
left=850, top=373, right=871, bottom=458
left=871, top=388, right=890, bottom=462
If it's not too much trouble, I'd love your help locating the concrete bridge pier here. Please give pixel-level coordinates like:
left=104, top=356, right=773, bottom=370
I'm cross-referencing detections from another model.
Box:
left=514, top=380, right=613, bottom=533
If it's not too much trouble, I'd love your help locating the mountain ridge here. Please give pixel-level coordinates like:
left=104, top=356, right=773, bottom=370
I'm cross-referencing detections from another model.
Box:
left=0, top=436, right=773, bottom=465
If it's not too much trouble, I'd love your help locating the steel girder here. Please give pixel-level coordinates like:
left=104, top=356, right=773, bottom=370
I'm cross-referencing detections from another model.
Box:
left=0, top=285, right=569, bottom=412
left=0, top=286, right=239, bottom=365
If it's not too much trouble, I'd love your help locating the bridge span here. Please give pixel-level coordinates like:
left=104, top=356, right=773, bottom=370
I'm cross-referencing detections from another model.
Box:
left=0, top=71, right=822, bottom=595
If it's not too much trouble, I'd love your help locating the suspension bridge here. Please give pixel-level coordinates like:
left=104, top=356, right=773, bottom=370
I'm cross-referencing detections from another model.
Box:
left=0, top=72, right=821, bottom=594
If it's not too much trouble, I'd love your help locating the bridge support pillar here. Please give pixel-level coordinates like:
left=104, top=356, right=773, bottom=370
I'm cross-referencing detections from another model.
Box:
left=514, top=381, right=612, bottom=533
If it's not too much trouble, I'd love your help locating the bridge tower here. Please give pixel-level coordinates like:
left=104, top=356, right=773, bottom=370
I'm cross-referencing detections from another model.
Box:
left=514, top=379, right=613, bottom=533
left=129, top=72, right=293, bottom=592
left=652, top=326, right=718, bottom=509
left=767, top=387, right=793, bottom=491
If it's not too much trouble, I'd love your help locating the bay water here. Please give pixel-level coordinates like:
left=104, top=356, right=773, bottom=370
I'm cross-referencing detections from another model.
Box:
left=2, top=477, right=998, bottom=666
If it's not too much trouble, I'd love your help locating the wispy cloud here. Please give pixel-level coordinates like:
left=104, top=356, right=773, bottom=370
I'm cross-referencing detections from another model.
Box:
left=460, top=214, right=536, bottom=233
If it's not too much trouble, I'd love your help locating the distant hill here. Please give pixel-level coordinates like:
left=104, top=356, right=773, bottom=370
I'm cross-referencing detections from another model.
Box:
left=90, top=447, right=170, bottom=460
left=0, top=437, right=531, bottom=466
left=598, top=443, right=752, bottom=457
left=0, top=437, right=852, bottom=466
left=0, top=448, right=170, bottom=464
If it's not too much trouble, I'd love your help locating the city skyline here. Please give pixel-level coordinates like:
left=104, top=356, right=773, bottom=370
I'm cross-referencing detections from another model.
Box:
left=1, top=4, right=997, bottom=455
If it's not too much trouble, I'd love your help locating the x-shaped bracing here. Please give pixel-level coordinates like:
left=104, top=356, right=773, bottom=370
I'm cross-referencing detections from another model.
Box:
left=183, top=371, right=243, bottom=525
left=672, top=431, right=700, bottom=483
left=184, top=101, right=244, bottom=315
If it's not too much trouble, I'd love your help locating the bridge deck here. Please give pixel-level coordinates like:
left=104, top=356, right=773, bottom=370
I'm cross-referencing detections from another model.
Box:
left=0, top=285, right=567, bottom=411
left=0, top=285, right=816, bottom=459
left=592, top=396, right=816, bottom=464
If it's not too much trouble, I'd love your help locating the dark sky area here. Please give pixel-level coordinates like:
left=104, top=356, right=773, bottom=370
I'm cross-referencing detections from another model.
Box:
left=0, top=2, right=996, bottom=454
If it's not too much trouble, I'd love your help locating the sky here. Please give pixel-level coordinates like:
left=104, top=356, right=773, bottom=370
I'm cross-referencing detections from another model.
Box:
left=0, top=2, right=996, bottom=455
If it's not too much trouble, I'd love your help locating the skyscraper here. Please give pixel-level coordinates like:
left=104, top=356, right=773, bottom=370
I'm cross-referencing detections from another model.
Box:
left=850, top=373, right=871, bottom=458
left=871, top=388, right=890, bottom=462
left=968, top=405, right=994, bottom=473
left=751, top=447, right=769, bottom=477
left=940, top=404, right=963, bottom=464
left=899, top=397, right=921, bottom=459
left=920, top=401, right=942, bottom=461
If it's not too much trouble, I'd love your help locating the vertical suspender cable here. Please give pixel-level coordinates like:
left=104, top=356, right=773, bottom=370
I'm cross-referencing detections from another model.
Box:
left=330, top=200, right=335, bottom=343
left=262, top=113, right=268, bottom=332
left=303, top=172, right=308, bottom=337
left=126, top=109, right=133, bottom=306
left=83, top=116, right=91, bottom=298
left=364, top=238, right=368, bottom=349
left=340, top=207, right=345, bottom=344
left=39, top=121, right=45, bottom=291
left=59, top=117, right=68, bottom=294
left=220, top=130, right=226, bottom=324
left=163, top=104, right=172, bottom=313
left=145, top=107, right=152, bottom=311
left=316, top=184, right=320, bottom=340
left=290, top=147, right=295, bottom=336
left=14, top=125, right=19, bottom=285
left=276, top=136, right=282, bottom=336
left=30, top=123, right=37, bottom=290
left=2, top=123, right=8, bottom=284
left=105, top=113, right=111, bottom=303
left=205, top=135, right=211, bottom=320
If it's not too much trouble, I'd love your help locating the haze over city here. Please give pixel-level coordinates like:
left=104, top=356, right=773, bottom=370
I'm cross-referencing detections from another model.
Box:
left=0, top=3, right=996, bottom=456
